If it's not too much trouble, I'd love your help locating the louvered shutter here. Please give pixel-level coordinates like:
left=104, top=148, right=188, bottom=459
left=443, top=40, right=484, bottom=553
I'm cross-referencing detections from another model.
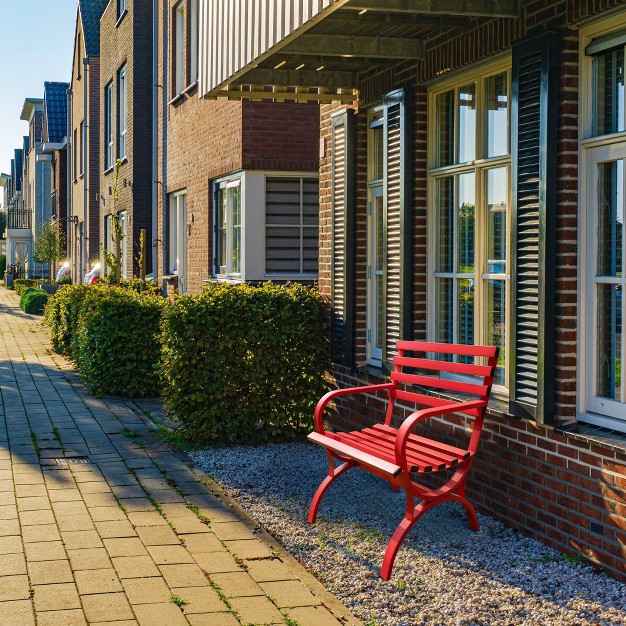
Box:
left=330, top=111, right=355, bottom=365
left=509, top=31, right=559, bottom=424
left=383, top=88, right=412, bottom=367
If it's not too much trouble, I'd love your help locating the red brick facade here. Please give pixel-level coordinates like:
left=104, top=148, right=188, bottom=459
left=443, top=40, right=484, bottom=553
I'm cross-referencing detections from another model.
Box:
left=317, top=1, right=626, bottom=580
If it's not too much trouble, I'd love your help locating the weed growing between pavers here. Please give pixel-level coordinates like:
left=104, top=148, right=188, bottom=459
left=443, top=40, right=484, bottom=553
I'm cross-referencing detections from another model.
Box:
left=169, top=594, right=188, bottom=607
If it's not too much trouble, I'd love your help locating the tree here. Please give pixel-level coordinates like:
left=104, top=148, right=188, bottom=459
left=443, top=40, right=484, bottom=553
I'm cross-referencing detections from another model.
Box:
left=102, top=159, right=126, bottom=285
left=34, top=222, right=65, bottom=280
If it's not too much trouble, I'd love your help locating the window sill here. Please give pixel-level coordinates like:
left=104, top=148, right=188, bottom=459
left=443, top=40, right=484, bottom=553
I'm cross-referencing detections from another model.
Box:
left=103, top=166, right=115, bottom=176
left=555, top=422, right=626, bottom=455
left=168, top=92, right=186, bottom=107
left=183, top=81, right=198, bottom=95
left=205, top=275, right=244, bottom=285
left=117, top=157, right=128, bottom=166
left=115, top=9, right=128, bottom=28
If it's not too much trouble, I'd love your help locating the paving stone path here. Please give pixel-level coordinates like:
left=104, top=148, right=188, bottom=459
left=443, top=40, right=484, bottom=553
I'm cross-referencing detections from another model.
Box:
left=0, top=288, right=360, bottom=626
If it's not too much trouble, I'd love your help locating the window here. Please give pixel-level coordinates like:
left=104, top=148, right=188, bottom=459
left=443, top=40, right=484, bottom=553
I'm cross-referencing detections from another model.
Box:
left=174, top=1, right=185, bottom=95
left=117, top=0, right=127, bottom=19
left=168, top=191, right=187, bottom=292
left=118, top=65, right=127, bottom=159
left=265, top=176, right=318, bottom=275
left=215, top=178, right=241, bottom=276
left=189, top=0, right=199, bottom=84
left=79, top=121, right=84, bottom=177
left=104, top=212, right=127, bottom=278
left=104, top=82, right=113, bottom=170
left=429, top=64, right=510, bottom=389
left=73, top=128, right=78, bottom=181
left=119, top=211, right=127, bottom=279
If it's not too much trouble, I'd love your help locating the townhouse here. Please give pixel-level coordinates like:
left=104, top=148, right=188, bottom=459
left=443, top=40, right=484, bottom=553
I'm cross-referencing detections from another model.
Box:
left=198, top=0, right=626, bottom=580
left=3, top=147, right=30, bottom=278
left=155, top=0, right=320, bottom=294
left=68, top=0, right=108, bottom=282
left=100, top=0, right=153, bottom=280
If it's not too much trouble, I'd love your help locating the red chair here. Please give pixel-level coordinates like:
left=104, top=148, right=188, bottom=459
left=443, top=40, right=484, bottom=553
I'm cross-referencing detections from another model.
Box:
left=307, top=341, right=499, bottom=580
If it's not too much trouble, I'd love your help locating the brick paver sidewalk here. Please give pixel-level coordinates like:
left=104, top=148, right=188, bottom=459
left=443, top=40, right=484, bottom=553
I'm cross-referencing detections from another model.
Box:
left=0, top=288, right=360, bottom=626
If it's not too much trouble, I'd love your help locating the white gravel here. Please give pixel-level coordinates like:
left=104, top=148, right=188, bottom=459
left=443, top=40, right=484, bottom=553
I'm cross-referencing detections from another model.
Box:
left=190, top=442, right=626, bottom=626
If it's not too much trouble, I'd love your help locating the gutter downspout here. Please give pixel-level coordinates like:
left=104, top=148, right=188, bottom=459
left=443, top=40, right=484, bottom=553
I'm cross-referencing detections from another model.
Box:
left=151, top=0, right=158, bottom=279
left=161, top=0, right=168, bottom=287
left=82, top=56, right=88, bottom=279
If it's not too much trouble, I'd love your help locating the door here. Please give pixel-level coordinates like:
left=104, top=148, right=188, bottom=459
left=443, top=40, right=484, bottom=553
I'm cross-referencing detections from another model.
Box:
left=585, top=142, right=626, bottom=421
left=367, top=185, right=384, bottom=365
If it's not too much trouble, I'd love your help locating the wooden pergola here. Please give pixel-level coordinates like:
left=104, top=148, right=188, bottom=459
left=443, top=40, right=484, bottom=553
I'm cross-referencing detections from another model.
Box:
left=200, top=0, right=520, bottom=103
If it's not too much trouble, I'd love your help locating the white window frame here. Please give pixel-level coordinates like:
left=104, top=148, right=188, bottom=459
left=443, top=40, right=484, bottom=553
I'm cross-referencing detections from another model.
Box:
left=117, top=0, right=127, bottom=19
left=118, top=65, right=127, bottom=160
left=578, top=11, right=626, bottom=431
left=215, top=176, right=242, bottom=278
left=189, top=0, right=199, bottom=85
left=263, top=174, right=319, bottom=277
left=174, top=1, right=185, bottom=96
left=427, top=57, right=512, bottom=395
left=104, top=81, right=113, bottom=170
left=168, top=191, right=187, bottom=292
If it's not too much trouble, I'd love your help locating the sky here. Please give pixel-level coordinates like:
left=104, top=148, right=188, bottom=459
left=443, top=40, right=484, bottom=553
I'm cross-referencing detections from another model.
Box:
left=0, top=0, right=77, bottom=176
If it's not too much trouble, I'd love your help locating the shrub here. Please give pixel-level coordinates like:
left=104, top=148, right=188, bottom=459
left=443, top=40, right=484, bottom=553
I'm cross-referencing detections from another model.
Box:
left=75, top=287, right=167, bottom=397
left=161, top=282, right=328, bottom=444
left=14, top=279, right=39, bottom=296
left=0, top=254, right=5, bottom=280
left=56, top=275, right=71, bottom=285
left=20, top=288, right=48, bottom=315
left=44, top=284, right=92, bottom=358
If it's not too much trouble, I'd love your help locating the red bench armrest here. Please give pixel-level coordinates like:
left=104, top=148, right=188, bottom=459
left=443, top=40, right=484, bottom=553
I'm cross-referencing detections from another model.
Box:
left=313, top=383, right=396, bottom=433
left=394, top=400, right=487, bottom=470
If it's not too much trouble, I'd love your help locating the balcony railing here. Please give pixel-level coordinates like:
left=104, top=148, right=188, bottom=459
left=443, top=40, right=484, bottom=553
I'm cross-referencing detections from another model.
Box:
left=7, top=209, right=32, bottom=230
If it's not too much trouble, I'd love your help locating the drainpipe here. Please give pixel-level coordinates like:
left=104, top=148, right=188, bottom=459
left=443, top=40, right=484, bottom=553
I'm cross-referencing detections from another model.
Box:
left=161, top=0, right=168, bottom=285
left=82, top=57, right=89, bottom=279
left=151, top=0, right=158, bottom=279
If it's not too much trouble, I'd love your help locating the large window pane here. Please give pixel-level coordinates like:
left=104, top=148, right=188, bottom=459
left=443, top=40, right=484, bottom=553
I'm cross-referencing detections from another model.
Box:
left=168, top=197, right=178, bottom=274
left=458, top=83, right=476, bottom=163
left=597, top=283, right=622, bottom=401
left=375, top=194, right=385, bottom=351
left=436, top=90, right=454, bottom=167
left=230, top=186, right=241, bottom=274
left=598, top=160, right=623, bottom=277
left=437, top=177, right=454, bottom=272
left=487, top=167, right=508, bottom=273
left=370, top=123, right=384, bottom=181
left=457, top=277, right=475, bottom=352
left=486, top=72, right=508, bottom=157
left=436, top=278, right=454, bottom=347
left=488, top=280, right=506, bottom=386
left=458, top=173, right=475, bottom=273
left=594, top=48, right=625, bottom=136
left=217, top=187, right=226, bottom=272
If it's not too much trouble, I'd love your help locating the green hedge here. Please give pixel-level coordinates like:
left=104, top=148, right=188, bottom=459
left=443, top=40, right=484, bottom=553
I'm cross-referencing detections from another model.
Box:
left=14, top=279, right=40, bottom=295
left=44, top=284, right=92, bottom=358
left=75, top=287, right=167, bottom=397
left=20, top=288, right=49, bottom=314
left=0, top=255, right=6, bottom=280
left=161, top=282, right=328, bottom=444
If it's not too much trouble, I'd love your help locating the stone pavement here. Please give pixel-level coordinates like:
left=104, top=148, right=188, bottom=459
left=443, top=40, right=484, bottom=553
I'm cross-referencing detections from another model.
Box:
left=0, top=288, right=361, bottom=626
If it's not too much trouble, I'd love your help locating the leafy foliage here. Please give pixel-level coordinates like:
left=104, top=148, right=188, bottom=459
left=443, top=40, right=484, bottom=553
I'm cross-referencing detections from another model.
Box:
left=33, top=222, right=66, bottom=279
left=160, top=282, right=329, bottom=444
left=14, top=279, right=40, bottom=296
left=74, top=287, right=167, bottom=397
left=20, top=288, right=49, bottom=314
left=44, top=284, right=92, bottom=358
left=0, top=254, right=6, bottom=279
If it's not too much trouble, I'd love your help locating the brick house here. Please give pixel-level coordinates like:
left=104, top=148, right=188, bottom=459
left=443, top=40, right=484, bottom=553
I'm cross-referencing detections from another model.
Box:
left=41, top=81, right=70, bottom=277
left=199, top=0, right=626, bottom=580
left=69, top=0, right=108, bottom=282
left=20, top=98, right=52, bottom=278
left=98, top=0, right=153, bottom=280
left=154, top=0, right=320, bottom=294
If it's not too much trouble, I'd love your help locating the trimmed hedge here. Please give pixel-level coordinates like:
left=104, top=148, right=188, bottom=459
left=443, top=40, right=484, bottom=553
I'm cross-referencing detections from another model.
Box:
left=75, top=287, right=167, bottom=397
left=44, top=284, right=92, bottom=358
left=20, top=288, right=49, bottom=314
left=14, top=279, right=40, bottom=296
left=0, top=254, right=5, bottom=280
left=161, top=282, right=328, bottom=444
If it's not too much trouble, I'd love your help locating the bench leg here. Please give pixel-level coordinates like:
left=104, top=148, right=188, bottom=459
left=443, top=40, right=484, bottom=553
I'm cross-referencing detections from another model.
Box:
left=308, top=455, right=355, bottom=524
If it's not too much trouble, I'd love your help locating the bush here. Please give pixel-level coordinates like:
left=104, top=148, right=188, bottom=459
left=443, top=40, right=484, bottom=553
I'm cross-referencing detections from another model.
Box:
left=161, top=282, right=328, bottom=444
left=20, top=288, right=48, bottom=315
left=56, top=275, right=71, bottom=285
left=0, top=254, right=5, bottom=280
left=75, top=287, right=167, bottom=397
left=44, top=284, right=93, bottom=358
left=14, top=279, right=40, bottom=296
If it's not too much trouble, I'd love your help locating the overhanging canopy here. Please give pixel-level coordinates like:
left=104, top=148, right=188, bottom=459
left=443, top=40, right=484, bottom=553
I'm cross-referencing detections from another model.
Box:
left=199, top=0, right=520, bottom=103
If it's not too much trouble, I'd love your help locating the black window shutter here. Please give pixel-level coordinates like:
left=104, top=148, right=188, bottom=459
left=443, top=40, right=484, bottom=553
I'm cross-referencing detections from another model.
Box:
left=330, top=110, right=355, bottom=366
left=383, top=88, right=412, bottom=367
left=509, top=31, right=559, bottom=424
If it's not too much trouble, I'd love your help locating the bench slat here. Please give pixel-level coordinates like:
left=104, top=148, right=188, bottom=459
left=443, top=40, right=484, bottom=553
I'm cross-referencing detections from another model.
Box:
left=390, top=371, right=489, bottom=398
left=393, top=355, right=494, bottom=378
left=308, top=432, right=402, bottom=478
left=396, top=341, right=498, bottom=358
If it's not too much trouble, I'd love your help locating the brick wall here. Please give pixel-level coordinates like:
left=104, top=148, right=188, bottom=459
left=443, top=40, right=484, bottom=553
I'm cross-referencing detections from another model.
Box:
left=318, top=1, right=626, bottom=581
left=100, top=0, right=153, bottom=278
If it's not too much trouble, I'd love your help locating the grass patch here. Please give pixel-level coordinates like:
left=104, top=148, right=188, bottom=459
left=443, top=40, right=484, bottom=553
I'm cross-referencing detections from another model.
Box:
left=169, top=594, right=188, bottom=607
left=30, top=431, right=40, bottom=454
left=123, top=430, right=139, bottom=438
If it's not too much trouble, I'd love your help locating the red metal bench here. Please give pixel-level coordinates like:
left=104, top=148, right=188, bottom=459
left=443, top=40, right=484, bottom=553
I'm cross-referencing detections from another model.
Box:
left=307, top=341, right=499, bottom=580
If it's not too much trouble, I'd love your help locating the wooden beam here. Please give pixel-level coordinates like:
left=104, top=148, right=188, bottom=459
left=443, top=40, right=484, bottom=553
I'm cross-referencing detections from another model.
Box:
left=345, top=0, right=519, bottom=18
left=327, top=10, right=469, bottom=28
left=267, top=53, right=383, bottom=70
left=240, top=68, right=358, bottom=90
left=214, top=89, right=358, bottom=104
left=284, top=34, right=424, bottom=59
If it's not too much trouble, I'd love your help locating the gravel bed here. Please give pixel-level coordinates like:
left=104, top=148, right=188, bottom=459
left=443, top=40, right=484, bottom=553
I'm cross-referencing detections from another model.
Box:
left=190, top=442, right=626, bottom=626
